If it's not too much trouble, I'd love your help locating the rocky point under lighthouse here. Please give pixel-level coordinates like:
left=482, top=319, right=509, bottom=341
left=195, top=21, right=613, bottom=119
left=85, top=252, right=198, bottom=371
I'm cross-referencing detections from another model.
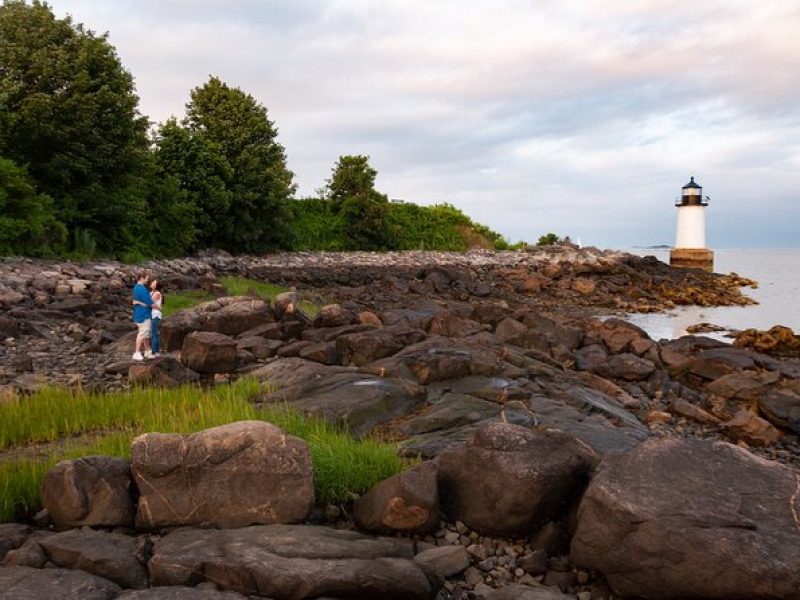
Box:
left=669, top=176, right=714, bottom=271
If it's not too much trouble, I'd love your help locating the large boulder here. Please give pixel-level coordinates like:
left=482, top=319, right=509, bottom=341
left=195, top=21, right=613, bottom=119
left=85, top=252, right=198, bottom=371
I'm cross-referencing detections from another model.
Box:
left=131, top=421, right=314, bottom=529
left=571, top=438, right=800, bottom=599
left=148, top=524, right=442, bottom=600
left=39, top=529, right=147, bottom=589
left=161, top=297, right=274, bottom=351
left=42, top=456, right=134, bottom=529
left=437, top=422, right=592, bottom=537
left=0, top=566, right=121, bottom=599
left=128, top=355, right=199, bottom=387
left=181, top=331, right=237, bottom=373
left=353, top=461, right=440, bottom=534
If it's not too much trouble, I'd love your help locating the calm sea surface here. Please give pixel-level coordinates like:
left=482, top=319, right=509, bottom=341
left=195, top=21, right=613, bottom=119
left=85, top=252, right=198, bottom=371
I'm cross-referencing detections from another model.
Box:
left=622, top=248, right=800, bottom=341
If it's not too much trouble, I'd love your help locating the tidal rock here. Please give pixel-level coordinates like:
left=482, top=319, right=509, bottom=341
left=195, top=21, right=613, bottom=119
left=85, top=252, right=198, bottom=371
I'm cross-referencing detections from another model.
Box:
left=148, top=525, right=442, bottom=600
left=721, top=408, right=781, bottom=446
left=0, top=565, right=121, bottom=599
left=249, top=357, right=347, bottom=390
left=39, top=529, right=147, bottom=589
left=298, top=341, right=341, bottom=365
left=706, top=370, right=780, bottom=400
left=118, top=588, right=247, bottom=599
left=414, top=545, right=469, bottom=578
left=595, top=353, right=656, bottom=381
left=128, top=355, right=199, bottom=388
left=132, top=421, right=313, bottom=529
left=599, top=318, right=649, bottom=354
left=0, top=524, right=30, bottom=563
left=181, top=331, right=237, bottom=373
left=262, top=372, right=426, bottom=438
left=336, top=329, right=404, bottom=366
left=483, top=582, right=575, bottom=599
left=760, top=387, right=800, bottom=434
left=312, top=303, right=354, bottom=328
left=571, top=437, right=800, bottom=599
left=438, top=422, right=591, bottom=537
left=42, top=456, right=134, bottom=529
left=354, top=461, right=440, bottom=534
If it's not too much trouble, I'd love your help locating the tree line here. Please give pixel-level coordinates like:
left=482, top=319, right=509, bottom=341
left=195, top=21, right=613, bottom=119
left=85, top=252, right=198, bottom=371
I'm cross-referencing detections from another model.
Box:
left=0, top=1, right=525, bottom=260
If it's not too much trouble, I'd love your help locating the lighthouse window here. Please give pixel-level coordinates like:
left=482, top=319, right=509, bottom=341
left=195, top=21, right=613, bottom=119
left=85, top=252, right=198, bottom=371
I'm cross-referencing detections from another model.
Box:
left=684, top=188, right=701, bottom=196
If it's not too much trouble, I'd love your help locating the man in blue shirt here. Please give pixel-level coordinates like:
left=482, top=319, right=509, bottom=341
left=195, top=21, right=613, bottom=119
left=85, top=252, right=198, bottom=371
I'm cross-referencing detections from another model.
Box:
left=132, top=271, right=154, bottom=361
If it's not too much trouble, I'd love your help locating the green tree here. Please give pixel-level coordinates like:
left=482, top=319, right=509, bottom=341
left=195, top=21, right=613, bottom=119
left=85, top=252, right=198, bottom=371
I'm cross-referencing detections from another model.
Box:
left=325, top=155, right=397, bottom=250
left=537, top=232, right=561, bottom=246
left=0, top=0, right=150, bottom=253
left=184, top=77, right=295, bottom=252
left=153, top=119, right=233, bottom=249
left=0, top=157, right=66, bottom=255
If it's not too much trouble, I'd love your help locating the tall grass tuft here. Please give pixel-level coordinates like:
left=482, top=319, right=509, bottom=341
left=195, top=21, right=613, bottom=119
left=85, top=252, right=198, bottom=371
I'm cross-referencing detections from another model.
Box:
left=0, top=381, right=409, bottom=522
left=162, top=276, right=321, bottom=318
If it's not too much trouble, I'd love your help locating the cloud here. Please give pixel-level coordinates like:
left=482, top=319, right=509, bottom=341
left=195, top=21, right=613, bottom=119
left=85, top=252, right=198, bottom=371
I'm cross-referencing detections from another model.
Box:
left=52, top=0, right=800, bottom=247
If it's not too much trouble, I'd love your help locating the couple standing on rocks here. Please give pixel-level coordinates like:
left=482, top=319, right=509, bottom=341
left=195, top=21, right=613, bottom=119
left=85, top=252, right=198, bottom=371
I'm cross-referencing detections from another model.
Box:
left=131, top=271, right=164, bottom=361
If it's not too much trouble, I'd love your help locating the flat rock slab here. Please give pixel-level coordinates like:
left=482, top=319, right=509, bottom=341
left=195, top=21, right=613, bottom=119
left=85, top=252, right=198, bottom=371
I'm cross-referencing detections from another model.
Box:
left=0, top=565, right=121, bottom=600
left=39, top=529, right=147, bottom=589
left=571, top=437, right=800, bottom=599
left=149, top=524, right=441, bottom=600
left=132, top=420, right=313, bottom=529
left=261, top=372, right=426, bottom=438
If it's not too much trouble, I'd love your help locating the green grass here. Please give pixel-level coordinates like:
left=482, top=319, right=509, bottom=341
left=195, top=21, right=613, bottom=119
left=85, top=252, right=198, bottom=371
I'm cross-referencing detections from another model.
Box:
left=0, top=380, right=407, bottom=522
left=162, top=276, right=321, bottom=318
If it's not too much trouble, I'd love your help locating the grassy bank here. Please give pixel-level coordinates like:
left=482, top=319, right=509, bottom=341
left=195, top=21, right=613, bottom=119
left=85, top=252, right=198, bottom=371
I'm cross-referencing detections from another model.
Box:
left=0, top=380, right=407, bottom=522
left=163, top=276, right=321, bottom=318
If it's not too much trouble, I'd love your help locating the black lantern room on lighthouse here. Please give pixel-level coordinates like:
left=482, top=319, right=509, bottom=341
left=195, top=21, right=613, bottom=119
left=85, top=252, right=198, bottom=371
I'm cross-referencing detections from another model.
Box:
left=669, top=176, right=714, bottom=271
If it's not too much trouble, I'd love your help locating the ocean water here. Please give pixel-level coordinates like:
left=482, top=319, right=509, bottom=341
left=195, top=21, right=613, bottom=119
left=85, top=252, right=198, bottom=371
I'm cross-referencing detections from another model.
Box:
left=622, top=248, right=800, bottom=341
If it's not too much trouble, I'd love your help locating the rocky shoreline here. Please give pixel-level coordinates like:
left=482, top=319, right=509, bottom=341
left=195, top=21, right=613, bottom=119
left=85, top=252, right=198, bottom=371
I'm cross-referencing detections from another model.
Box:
left=1, top=246, right=798, bottom=600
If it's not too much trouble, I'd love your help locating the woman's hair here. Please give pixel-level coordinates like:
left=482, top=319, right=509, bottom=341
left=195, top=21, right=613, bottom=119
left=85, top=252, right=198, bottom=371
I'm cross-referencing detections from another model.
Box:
left=151, top=279, right=164, bottom=305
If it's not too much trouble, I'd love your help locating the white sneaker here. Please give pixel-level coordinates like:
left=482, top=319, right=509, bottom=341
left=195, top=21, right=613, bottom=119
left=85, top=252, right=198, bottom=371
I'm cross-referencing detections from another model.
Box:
left=132, top=352, right=144, bottom=361
left=144, top=351, right=155, bottom=359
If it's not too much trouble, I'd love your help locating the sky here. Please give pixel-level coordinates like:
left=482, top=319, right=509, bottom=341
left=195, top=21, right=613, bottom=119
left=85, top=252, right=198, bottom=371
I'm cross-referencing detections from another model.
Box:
left=51, top=0, right=800, bottom=248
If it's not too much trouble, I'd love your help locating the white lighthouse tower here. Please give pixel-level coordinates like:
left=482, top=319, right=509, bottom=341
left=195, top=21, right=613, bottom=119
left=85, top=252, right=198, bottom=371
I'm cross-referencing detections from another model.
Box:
left=669, top=176, right=714, bottom=271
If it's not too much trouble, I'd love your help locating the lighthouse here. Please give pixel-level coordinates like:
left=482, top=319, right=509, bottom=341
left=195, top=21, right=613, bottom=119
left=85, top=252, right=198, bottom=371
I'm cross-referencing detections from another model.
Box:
left=669, top=176, right=714, bottom=271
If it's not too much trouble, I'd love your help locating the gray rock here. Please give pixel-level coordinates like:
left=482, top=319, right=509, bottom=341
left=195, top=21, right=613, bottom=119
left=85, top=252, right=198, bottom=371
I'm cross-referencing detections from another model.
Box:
left=0, top=565, right=120, bottom=599
left=132, top=421, right=313, bottom=529
left=760, top=387, right=800, bottom=434
left=149, top=524, right=442, bottom=600
left=354, top=461, right=440, bottom=534
left=42, top=456, right=134, bottom=529
left=0, top=524, right=30, bottom=563
left=261, top=372, right=426, bottom=438
left=438, top=422, right=592, bottom=537
left=595, top=353, right=656, bottom=381
left=39, top=529, right=147, bottom=589
left=571, top=438, right=800, bottom=599
left=414, top=545, right=469, bottom=577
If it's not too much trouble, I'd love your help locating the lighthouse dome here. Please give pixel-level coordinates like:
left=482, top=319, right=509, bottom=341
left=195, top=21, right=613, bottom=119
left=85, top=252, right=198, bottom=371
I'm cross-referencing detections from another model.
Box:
left=683, top=176, right=701, bottom=190
left=678, top=176, right=708, bottom=206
